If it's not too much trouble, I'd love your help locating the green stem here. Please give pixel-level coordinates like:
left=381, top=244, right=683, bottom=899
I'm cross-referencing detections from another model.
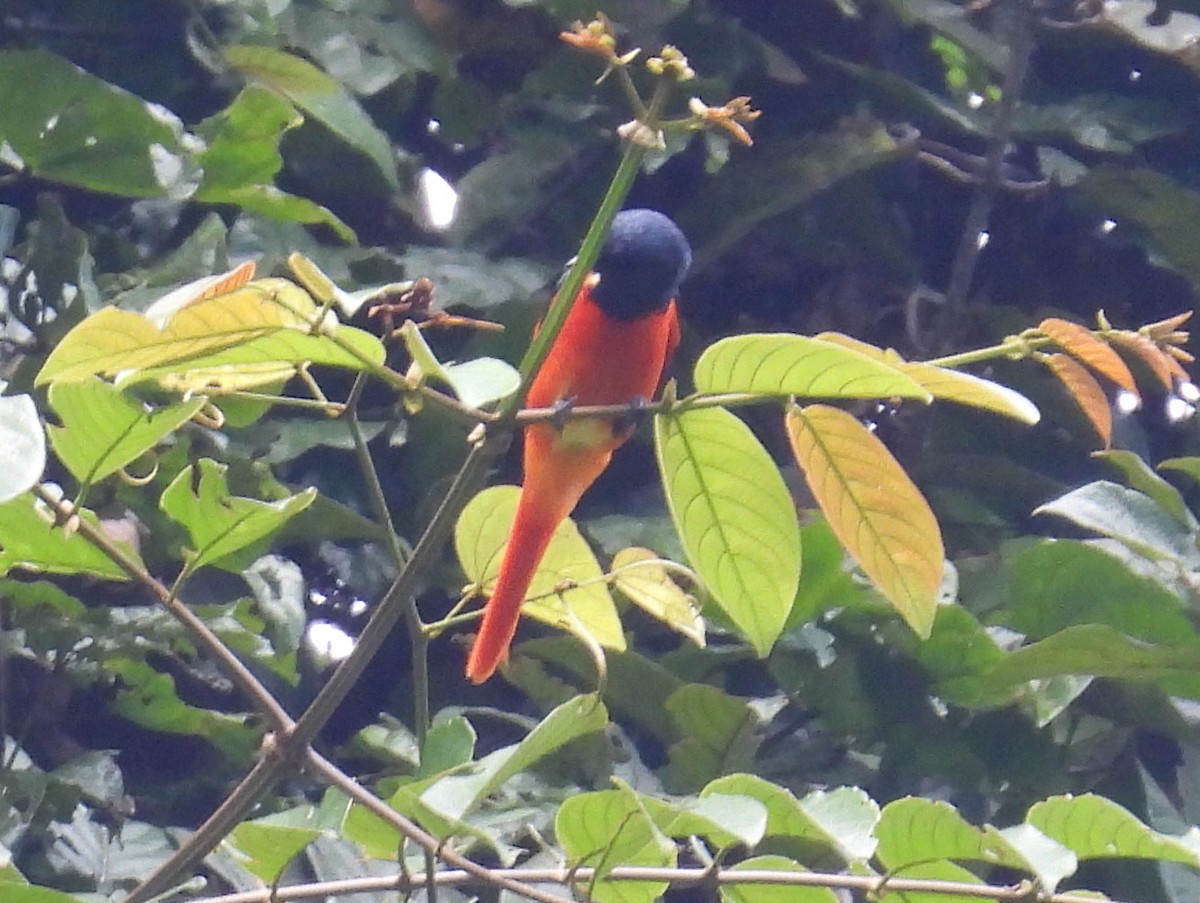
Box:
left=924, top=333, right=1048, bottom=369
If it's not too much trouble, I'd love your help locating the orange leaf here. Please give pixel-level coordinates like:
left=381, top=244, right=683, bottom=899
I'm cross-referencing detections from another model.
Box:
left=1042, top=352, right=1112, bottom=447
left=785, top=403, right=943, bottom=638
left=1107, top=331, right=1187, bottom=389
left=1038, top=317, right=1138, bottom=395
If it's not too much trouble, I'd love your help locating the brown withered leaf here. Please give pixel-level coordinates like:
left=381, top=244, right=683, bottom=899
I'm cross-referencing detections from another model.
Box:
left=1042, top=352, right=1112, bottom=447
left=1039, top=317, right=1138, bottom=396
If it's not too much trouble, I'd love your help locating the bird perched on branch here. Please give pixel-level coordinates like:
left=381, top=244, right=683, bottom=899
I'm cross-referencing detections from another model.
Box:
left=465, top=209, right=692, bottom=683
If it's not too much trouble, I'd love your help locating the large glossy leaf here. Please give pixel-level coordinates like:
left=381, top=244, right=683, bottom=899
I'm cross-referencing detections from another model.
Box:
left=223, top=45, right=399, bottom=191
left=47, top=380, right=205, bottom=485
left=0, top=49, right=200, bottom=199
left=455, top=485, right=625, bottom=652
left=159, top=459, right=316, bottom=574
left=786, top=403, right=943, bottom=638
left=0, top=394, right=45, bottom=503
left=0, top=493, right=136, bottom=579
left=655, top=407, right=800, bottom=656
left=693, top=333, right=930, bottom=401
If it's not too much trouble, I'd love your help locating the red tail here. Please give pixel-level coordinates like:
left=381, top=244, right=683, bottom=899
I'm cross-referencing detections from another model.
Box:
left=464, top=504, right=559, bottom=684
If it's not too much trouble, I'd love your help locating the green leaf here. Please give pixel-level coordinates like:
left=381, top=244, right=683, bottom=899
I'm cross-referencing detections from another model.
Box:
left=417, top=715, right=477, bottom=778
left=1035, top=480, right=1200, bottom=564
left=1028, top=794, right=1200, bottom=867
left=418, top=695, right=609, bottom=822
left=0, top=394, right=45, bottom=503
left=47, top=380, right=205, bottom=486
left=223, top=45, right=399, bottom=191
left=1004, top=540, right=1195, bottom=644
left=455, top=485, right=624, bottom=652
left=556, top=786, right=675, bottom=903
left=658, top=794, right=769, bottom=850
left=0, top=492, right=135, bottom=579
left=704, top=775, right=879, bottom=863
left=0, top=49, right=200, bottom=198
left=878, top=798, right=1069, bottom=885
left=400, top=322, right=519, bottom=408
left=225, top=819, right=320, bottom=882
left=610, top=547, right=704, bottom=646
left=195, top=86, right=353, bottom=241
left=160, top=459, right=316, bottom=573
left=664, top=684, right=760, bottom=792
left=720, top=855, right=840, bottom=903
left=693, top=334, right=931, bottom=401
left=1094, top=449, right=1194, bottom=526
left=655, top=407, right=800, bottom=656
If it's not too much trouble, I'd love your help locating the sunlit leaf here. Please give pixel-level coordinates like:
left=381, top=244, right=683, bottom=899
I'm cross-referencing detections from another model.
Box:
left=655, top=407, right=800, bottom=656
left=610, top=547, right=704, bottom=646
left=877, top=797, right=1069, bottom=883
left=693, top=333, right=930, bottom=401
left=786, top=403, right=943, bottom=638
left=455, top=485, right=624, bottom=652
left=1039, top=317, right=1137, bottom=393
left=399, top=322, right=519, bottom=409
left=47, top=380, right=205, bottom=485
left=160, top=459, right=316, bottom=573
left=0, top=492, right=136, bottom=579
left=37, top=279, right=321, bottom=385
left=1028, top=794, right=1200, bottom=867
left=223, top=45, right=399, bottom=191
left=556, top=786, right=675, bottom=903
left=1040, top=352, right=1111, bottom=447
left=0, top=394, right=45, bottom=503
left=816, top=332, right=1040, bottom=424
left=224, top=819, right=320, bottom=882
left=704, top=775, right=879, bottom=863
left=143, top=261, right=256, bottom=327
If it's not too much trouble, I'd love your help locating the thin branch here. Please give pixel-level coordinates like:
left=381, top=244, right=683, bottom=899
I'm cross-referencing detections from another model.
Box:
left=32, top=485, right=294, bottom=734
left=942, top=0, right=1037, bottom=319
left=172, top=862, right=1116, bottom=903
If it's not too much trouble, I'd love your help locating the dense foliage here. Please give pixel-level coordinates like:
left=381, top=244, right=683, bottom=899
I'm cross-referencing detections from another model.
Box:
left=6, top=1, right=1200, bottom=902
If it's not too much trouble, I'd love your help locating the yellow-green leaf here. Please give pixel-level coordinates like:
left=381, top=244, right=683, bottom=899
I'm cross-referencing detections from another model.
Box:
left=36, top=279, right=319, bottom=385
left=786, top=403, right=942, bottom=637
left=693, top=333, right=931, bottom=401
left=721, top=855, right=840, bottom=903
left=816, top=332, right=1040, bottom=424
left=611, top=547, right=704, bottom=646
left=655, top=407, right=799, bottom=656
left=47, top=379, right=206, bottom=484
left=455, top=486, right=624, bottom=652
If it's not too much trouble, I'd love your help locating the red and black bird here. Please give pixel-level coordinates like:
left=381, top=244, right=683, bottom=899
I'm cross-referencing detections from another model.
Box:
left=465, top=209, right=692, bottom=683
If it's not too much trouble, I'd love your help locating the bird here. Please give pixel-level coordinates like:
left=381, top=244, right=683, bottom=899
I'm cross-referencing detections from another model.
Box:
left=465, top=209, right=692, bottom=683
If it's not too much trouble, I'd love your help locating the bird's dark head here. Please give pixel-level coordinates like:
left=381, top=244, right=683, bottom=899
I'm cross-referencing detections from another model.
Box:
left=591, top=209, right=691, bottom=320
